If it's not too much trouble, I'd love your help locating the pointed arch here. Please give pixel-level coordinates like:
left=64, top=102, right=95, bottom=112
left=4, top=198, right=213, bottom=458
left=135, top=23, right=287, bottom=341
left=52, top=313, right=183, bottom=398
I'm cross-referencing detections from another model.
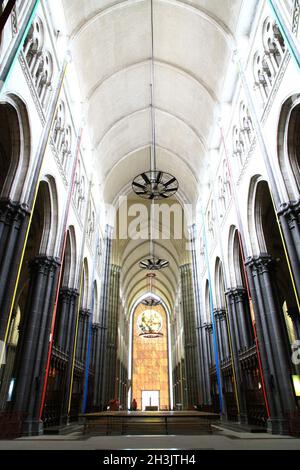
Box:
left=62, top=226, right=77, bottom=288
left=277, top=93, right=300, bottom=201
left=81, top=258, right=90, bottom=309
left=214, top=257, right=226, bottom=309
left=38, top=175, right=59, bottom=256
left=0, top=94, right=31, bottom=202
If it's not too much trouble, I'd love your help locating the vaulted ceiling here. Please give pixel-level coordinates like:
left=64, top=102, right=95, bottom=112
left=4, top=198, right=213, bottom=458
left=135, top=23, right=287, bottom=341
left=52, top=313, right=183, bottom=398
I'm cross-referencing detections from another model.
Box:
left=61, top=0, right=243, bottom=310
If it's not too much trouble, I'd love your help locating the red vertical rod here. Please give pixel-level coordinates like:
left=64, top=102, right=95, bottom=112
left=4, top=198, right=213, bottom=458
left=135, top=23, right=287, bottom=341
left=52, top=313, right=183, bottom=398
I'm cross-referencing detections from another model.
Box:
left=220, top=127, right=271, bottom=418
left=39, top=127, right=83, bottom=419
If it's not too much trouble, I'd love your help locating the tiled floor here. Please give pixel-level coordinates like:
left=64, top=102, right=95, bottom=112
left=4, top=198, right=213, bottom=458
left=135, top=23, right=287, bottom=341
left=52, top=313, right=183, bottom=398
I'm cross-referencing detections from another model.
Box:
left=0, top=426, right=299, bottom=450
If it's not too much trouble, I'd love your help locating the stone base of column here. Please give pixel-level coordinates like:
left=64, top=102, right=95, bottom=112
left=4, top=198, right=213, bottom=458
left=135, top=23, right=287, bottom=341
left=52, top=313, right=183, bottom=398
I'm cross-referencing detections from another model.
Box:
left=59, top=414, right=68, bottom=426
left=22, top=419, right=44, bottom=436
left=267, top=417, right=290, bottom=435
left=238, top=412, right=248, bottom=425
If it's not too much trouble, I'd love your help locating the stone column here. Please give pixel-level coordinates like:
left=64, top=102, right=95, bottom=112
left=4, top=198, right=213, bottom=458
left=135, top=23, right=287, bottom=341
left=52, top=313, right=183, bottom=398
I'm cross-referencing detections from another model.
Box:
left=278, top=200, right=300, bottom=299
left=233, top=288, right=252, bottom=350
left=214, top=310, right=224, bottom=362
left=0, top=199, right=30, bottom=342
left=200, top=323, right=211, bottom=404
left=55, top=288, right=73, bottom=350
left=226, top=290, right=242, bottom=352
left=77, top=308, right=90, bottom=364
left=205, top=323, right=213, bottom=367
left=104, top=264, right=121, bottom=404
left=12, top=255, right=60, bottom=436
left=58, top=290, right=80, bottom=425
left=189, top=224, right=209, bottom=405
left=246, top=259, right=279, bottom=421
left=180, top=264, right=199, bottom=407
left=219, top=310, right=230, bottom=360
left=64, top=289, right=79, bottom=353
left=247, top=255, right=296, bottom=434
left=258, top=257, right=295, bottom=409
left=225, top=291, right=248, bottom=424
left=91, top=323, right=101, bottom=410
left=94, top=225, right=113, bottom=410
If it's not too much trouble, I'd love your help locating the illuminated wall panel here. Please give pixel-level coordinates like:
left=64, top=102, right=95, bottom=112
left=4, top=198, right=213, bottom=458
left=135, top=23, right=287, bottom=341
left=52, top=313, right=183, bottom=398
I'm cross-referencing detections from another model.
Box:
left=132, top=303, right=169, bottom=410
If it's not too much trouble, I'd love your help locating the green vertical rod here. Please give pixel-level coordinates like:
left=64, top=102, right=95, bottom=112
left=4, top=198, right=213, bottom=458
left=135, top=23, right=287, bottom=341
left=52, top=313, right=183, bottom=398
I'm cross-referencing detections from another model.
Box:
left=0, top=0, right=40, bottom=94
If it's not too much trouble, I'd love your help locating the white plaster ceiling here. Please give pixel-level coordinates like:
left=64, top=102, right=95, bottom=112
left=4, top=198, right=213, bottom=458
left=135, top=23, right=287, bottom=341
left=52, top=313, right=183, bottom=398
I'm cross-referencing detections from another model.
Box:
left=61, top=0, right=243, bottom=309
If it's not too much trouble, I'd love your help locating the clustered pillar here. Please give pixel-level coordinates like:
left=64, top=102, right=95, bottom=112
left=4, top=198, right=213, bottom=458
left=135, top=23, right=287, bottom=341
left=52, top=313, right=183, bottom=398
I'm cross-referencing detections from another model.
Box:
left=93, top=226, right=112, bottom=410
left=180, top=264, right=199, bottom=408
left=104, top=264, right=121, bottom=405
left=12, top=255, right=60, bottom=435
left=246, top=255, right=297, bottom=434
left=0, top=199, right=30, bottom=343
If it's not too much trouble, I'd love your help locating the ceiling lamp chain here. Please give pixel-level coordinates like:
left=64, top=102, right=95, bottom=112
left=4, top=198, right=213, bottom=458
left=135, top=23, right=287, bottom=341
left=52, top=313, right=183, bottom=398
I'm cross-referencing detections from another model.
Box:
left=136, top=0, right=172, bottom=275
left=141, top=273, right=161, bottom=307
left=132, top=0, right=178, bottom=201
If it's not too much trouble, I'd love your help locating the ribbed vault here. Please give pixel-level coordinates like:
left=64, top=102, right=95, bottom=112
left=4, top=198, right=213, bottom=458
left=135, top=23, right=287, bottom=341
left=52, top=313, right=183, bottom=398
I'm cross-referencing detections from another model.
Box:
left=61, top=0, right=243, bottom=311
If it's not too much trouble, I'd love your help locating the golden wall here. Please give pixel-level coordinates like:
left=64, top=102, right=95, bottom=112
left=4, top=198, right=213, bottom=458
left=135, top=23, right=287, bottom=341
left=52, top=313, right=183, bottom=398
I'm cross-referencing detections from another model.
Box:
left=132, top=303, right=169, bottom=410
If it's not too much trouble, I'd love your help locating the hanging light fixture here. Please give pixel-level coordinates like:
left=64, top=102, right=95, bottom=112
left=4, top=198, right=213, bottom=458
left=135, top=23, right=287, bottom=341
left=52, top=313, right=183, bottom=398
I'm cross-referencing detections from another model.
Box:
left=138, top=273, right=163, bottom=338
left=142, top=273, right=161, bottom=307
left=139, top=257, right=169, bottom=271
left=135, top=0, right=173, bottom=273
left=132, top=0, right=178, bottom=201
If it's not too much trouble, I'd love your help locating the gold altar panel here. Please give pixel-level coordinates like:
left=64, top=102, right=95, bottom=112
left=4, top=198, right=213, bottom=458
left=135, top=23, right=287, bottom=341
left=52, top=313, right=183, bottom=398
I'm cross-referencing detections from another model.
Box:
left=132, top=303, right=169, bottom=410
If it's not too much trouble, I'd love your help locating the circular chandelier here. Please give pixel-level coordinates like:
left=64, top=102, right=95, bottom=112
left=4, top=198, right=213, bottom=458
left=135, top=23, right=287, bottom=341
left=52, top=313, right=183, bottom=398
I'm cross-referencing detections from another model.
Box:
left=132, top=171, right=178, bottom=200
left=142, top=296, right=161, bottom=307
left=139, top=256, right=169, bottom=271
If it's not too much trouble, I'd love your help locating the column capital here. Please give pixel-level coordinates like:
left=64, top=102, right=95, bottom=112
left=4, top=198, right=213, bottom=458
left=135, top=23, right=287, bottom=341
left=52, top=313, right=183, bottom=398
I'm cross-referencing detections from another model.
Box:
left=0, top=198, right=30, bottom=226
left=213, top=308, right=226, bottom=320
left=278, top=199, right=300, bottom=230
left=204, top=322, right=213, bottom=334
left=92, top=322, right=101, bottom=331
left=59, top=287, right=79, bottom=301
left=246, top=255, right=275, bottom=274
left=29, top=255, right=61, bottom=274
left=232, top=287, right=246, bottom=302
left=180, top=263, right=191, bottom=274
left=110, top=264, right=121, bottom=275
left=79, top=308, right=91, bottom=318
left=225, top=287, right=236, bottom=298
